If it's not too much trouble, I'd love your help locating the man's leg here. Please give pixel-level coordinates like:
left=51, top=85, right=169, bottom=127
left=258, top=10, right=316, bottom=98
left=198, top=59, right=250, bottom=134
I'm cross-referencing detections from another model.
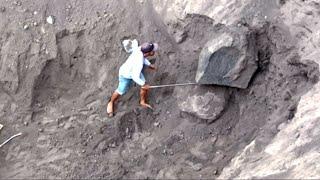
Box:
left=107, top=76, right=132, bottom=117
left=140, top=88, right=152, bottom=109
left=107, top=91, right=121, bottom=117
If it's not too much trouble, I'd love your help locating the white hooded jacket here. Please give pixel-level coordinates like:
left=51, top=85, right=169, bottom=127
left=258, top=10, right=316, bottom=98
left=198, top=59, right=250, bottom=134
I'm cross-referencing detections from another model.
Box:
left=119, top=39, right=151, bottom=86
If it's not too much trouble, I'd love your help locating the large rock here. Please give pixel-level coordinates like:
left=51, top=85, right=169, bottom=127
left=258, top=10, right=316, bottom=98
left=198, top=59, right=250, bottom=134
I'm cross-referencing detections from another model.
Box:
left=195, top=25, right=258, bottom=89
left=175, top=86, right=229, bottom=123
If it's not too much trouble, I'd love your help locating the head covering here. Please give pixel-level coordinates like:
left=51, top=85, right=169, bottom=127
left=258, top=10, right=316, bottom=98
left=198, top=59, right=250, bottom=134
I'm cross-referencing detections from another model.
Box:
left=141, top=42, right=159, bottom=53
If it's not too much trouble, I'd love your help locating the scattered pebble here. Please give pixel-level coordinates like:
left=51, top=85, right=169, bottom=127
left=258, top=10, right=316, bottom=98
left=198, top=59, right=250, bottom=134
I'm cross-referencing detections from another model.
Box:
left=66, top=5, right=72, bottom=10
left=23, top=121, right=28, bottom=126
left=23, top=24, right=29, bottom=30
left=0, top=7, right=5, bottom=12
left=162, top=149, right=167, bottom=155
left=13, top=1, right=22, bottom=6
left=46, top=16, right=55, bottom=24
left=38, top=128, right=44, bottom=132
left=33, top=11, right=38, bottom=15
left=213, top=170, right=218, bottom=175
left=153, top=122, right=160, bottom=127
left=264, top=16, right=268, bottom=19
left=191, top=163, right=203, bottom=171
left=110, top=142, right=116, bottom=148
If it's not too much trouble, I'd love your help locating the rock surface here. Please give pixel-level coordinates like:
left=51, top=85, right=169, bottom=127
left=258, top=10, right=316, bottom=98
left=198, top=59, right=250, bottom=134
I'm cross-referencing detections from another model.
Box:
left=195, top=25, right=257, bottom=88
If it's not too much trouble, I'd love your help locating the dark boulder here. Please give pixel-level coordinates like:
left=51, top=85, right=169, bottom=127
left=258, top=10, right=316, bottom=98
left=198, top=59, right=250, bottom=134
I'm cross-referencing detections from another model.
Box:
left=195, top=25, right=258, bottom=89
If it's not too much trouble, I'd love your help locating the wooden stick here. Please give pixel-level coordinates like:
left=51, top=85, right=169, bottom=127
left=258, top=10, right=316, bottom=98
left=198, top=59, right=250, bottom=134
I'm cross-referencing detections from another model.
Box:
left=0, top=132, right=22, bottom=148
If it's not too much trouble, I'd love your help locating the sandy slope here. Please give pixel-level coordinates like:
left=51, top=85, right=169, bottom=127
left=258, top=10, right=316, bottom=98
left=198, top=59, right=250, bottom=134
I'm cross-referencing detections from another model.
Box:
left=0, top=0, right=319, bottom=179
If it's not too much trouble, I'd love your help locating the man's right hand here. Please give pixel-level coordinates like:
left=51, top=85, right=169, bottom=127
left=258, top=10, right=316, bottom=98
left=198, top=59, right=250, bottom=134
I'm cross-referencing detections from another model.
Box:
left=141, top=84, right=150, bottom=90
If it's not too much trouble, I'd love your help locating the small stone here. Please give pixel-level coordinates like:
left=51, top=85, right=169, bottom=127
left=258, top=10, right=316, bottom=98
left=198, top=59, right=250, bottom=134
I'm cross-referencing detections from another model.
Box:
left=46, top=16, right=55, bottom=24
left=295, top=133, right=300, bottom=139
left=23, top=24, right=29, bottom=30
left=264, top=16, right=268, bottom=19
left=23, top=121, right=28, bottom=126
left=169, top=151, right=174, bottom=155
left=192, top=163, right=203, bottom=171
left=13, top=1, right=22, bottom=6
left=110, top=142, right=116, bottom=148
left=33, top=22, right=38, bottom=26
left=0, top=7, right=5, bottom=12
left=38, top=128, right=44, bottom=132
left=33, top=11, right=38, bottom=15
left=153, top=122, right=160, bottom=127
left=213, top=170, right=218, bottom=175
left=82, top=150, right=86, bottom=153
left=162, top=149, right=167, bottom=155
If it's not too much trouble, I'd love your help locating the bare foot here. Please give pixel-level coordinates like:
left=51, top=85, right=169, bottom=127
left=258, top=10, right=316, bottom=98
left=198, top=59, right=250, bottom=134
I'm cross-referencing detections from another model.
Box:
left=107, top=102, right=114, bottom=117
left=140, top=102, right=153, bottom=110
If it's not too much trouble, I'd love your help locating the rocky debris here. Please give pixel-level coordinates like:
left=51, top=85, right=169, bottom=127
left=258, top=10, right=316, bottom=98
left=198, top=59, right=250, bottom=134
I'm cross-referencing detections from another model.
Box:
left=13, top=1, right=22, bottom=6
left=46, top=16, right=55, bottom=24
left=153, top=122, right=160, bottom=127
left=195, top=25, right=258, bottom=89
left=186, top=160, right=203, bottom=171
left=176, top=86, right=229, bottom=123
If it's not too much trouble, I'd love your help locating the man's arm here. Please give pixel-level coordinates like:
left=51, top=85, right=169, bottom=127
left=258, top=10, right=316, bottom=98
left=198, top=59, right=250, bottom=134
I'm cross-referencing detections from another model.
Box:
left=143, top=58, right=156, bottom=70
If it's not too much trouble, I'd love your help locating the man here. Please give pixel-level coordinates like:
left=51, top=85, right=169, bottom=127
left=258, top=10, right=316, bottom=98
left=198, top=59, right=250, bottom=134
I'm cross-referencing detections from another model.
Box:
left=107, top=39, right=158, bottom=117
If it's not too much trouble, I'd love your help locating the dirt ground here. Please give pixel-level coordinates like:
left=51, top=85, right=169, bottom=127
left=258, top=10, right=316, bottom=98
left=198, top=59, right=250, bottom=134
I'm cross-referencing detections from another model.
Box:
left=0, top=0, right=319, bottom=179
